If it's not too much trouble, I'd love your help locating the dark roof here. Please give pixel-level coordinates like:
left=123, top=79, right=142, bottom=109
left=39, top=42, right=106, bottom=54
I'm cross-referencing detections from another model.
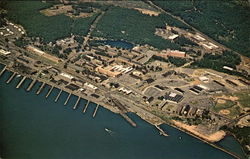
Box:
left=145, top=78, right=154, bottom=84
left=65, top=83, right=79, bottom=91
left=165, top=93, right=183, bottom=103
left=91, top=94, right=100, bottom=98
left=147, top=96, right=154, bottom=103
left=174, top=87, right=185, bottom=94
left=193, top=85, right=203, bottom=91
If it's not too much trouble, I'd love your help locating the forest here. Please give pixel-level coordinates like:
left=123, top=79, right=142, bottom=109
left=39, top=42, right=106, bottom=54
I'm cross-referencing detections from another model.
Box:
left=152, top=0, right=250, bottom=57
left=92, top=6, right=192, bottom=51
left=3, top=1, right=97, bottom=43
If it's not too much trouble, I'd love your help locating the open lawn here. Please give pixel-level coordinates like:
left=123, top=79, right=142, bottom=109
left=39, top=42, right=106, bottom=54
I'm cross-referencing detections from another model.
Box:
left=234, top=91, right=250, bottom=108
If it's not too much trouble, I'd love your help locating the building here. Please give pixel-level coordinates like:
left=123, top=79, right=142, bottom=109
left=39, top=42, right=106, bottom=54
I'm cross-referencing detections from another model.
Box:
left=26, top=46, right=61, bottom=63
left=158, top=50, right=186, bottom=58
left=83, top=82, right=97, bottom=92
left=164, top=92, right=183, bottom=104
left=146, top=97, right=154, bottom=104
left=96, top=65, right=133, bottom=77
left=0, top=49, right=11, bottom=55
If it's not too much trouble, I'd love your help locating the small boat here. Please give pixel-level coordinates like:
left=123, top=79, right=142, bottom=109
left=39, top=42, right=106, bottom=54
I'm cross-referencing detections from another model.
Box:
left=105, top=128, right=112, bottom=133
left=179, top=136, right=182, bottom=140
left=16, top=74, right=21, bottom=78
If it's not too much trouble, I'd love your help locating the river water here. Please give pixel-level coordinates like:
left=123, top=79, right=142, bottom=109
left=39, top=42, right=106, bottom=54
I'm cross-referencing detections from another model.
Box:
left=0, top=64, right=246, bottom=159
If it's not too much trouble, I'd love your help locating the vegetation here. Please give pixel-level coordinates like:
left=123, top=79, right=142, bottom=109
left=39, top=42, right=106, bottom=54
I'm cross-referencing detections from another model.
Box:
left=168, top=57, right=188, bottom=67
left=213, top=100, right=236, bottom=112
left=234, top=91, right=250, bottom=108
left=221, top=125, right=250, bottom=156
left=152, top=0, right=250, bottom=57
left=93, top=6, right=191, bottom=50
left=149, top=55, right=188, bottom=67
left=4, top=1, right=97, bottom=43
left=190, top=51, right=242, bottom=74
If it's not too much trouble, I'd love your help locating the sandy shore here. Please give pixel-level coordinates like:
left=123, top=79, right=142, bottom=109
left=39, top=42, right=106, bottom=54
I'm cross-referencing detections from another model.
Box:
left=172, top=120, right=226, bottom=142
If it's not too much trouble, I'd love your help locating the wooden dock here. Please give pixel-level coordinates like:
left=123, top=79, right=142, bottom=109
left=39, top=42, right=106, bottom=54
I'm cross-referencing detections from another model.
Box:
left=73, top=96, right=80, bottom=110
left=26, top=79, right=36, bottom=92
left=6, top=72, right=16, bottom=84
left=64, top=93, right=71, bottom=106
left=83, top=100, right=90, bottom=113
left=46, top=86, right=54, bottom=98
left=55, top=89, right=62, bottom=102
left=92, top=104, right=99, bottom=118
left=16, top=76, right=26, bottom=89
left=36, top=82, right=45, bottom=95
left=0, top=65, right=7, bottom=77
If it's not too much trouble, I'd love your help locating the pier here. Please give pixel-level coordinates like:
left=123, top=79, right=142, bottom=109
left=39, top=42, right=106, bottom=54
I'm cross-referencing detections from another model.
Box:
left=26, top=79, right=36, bottom=92
left=120, top=113, right=137, bottom=127
left=64, top=93, right=71, bottom=106
left=6, top=72, right=16, bottom=84
left=73, top=96, right=81, bottom=110
left=83, top=100, right=90, bottom=113
left=46, top=86, right=54, bottom=98
left=36, top=82, right=45, bottom=95
left=155, top=125, right=168, bottom=136
left=55, top=89, right=62, bottom=102
left=0, top=65, right=7, bottom=77
left=16, top=76, right=26, bottom=89
left=92, top=104, right=99, bottom=118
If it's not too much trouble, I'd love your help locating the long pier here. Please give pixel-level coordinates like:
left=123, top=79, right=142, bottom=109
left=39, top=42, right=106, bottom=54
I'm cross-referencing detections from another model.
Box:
left=16, top=76, right=26, bottom=89
left=36, top=82, right=45, bottom=95
left=120, top=113, right=137, bottom=127
left=46, top=86, right=54, bottom=98
left=83, top=100, right=90, bottom=113
left=26, top=79, right=36, bottom=92
left=55, top=89, right=62, bottom=102
left=64, top=93, right=71, bottom=106
left=73, top=96, right=81, bottom=110
left=92, top=104, right=99, bottom=118
left=155, top=125, right=168, bottom=136
left=0, top=65, right=7, bottom=77
left=6, top=72, right=16, bottom=84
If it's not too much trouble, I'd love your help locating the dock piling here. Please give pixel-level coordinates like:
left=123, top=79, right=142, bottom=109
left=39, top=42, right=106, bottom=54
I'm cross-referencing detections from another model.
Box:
left=36, top=82, right=45, bottom=95
left=26, top=79, right=36, bottom=92
left=92, top=104, right=99, bottom=118
left=55, top=89, right=62, bottom=102
left=73, top=96, right=80, bottom=110
left=16, top=76, right=26, bottom=89
left=6, top=72, right=16, bottom=84
left=83, top=100, right=90, bottom=113
left=64, top=93, right=71, bottom=106
left=46, top=86, right=54, bottom=98
left=0, top=65, right=7, bottom=77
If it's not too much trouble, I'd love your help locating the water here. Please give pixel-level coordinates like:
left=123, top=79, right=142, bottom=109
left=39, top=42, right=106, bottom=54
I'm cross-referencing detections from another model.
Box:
left=0, top=68, right=246, bottom=159
left=102, top=40, right=133, bottom=50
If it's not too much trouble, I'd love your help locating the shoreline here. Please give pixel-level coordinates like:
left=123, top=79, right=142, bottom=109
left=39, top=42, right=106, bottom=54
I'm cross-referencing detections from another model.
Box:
left=0, top=62, right=244, bottom=159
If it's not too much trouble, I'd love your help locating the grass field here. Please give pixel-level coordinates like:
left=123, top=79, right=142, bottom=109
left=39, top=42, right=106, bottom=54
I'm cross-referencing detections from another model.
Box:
left=234, top=91, right=250, bottom=108
left=213, top=99, right=236, bottom=112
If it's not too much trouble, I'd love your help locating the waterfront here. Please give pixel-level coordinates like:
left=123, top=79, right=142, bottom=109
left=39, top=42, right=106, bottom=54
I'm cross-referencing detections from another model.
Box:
left=0, top=69, right=246, bottom=159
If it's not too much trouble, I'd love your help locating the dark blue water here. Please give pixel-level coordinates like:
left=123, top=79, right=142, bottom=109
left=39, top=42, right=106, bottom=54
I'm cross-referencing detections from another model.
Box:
left=102, top=40, right=133, bottom=49
left=0, top=67, right=246, bottom=159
